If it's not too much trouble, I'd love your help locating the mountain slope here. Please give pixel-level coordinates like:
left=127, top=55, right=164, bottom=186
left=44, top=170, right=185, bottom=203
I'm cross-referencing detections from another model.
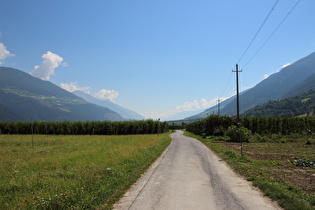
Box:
left=284, top=72, right=315, bottom=98
left=222, top=52, right=315, bottom=115
left=242, top=89, right=315, bottom=117
left=187, top=52, right=315, bottom=119
left=0, top=67, right=123, bottom=121
left=163, top=110, right=202, bottom=121
left=73, top=90, right=145, bottom=120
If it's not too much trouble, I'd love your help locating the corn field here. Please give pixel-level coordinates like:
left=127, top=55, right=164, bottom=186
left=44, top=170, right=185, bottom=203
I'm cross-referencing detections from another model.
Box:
left=0, top=120, right=169, bottom=135
left=186, top=115, right=315, bottom=136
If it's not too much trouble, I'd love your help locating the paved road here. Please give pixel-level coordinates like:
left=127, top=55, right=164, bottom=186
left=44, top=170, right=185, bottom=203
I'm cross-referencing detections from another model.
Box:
left=114, top=130, right=281, bottom=210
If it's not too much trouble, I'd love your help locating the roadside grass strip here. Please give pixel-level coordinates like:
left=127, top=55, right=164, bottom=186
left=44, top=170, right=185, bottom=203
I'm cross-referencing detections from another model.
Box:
left=184, top=131, right=315, bottom=210
left=0, top=134, right=171, bottom=209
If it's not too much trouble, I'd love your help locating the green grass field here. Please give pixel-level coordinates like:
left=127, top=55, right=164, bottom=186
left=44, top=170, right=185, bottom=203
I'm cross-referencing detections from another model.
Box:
left=0, top=134, right=171, bottom=209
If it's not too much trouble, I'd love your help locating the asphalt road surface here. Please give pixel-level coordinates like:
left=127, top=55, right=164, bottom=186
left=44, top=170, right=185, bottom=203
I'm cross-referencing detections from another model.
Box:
left=114, top=130, right=281, bottom=210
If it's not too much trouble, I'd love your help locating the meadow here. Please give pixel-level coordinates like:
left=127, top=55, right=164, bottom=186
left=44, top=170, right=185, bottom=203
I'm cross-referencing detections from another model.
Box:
left=0, top=133, right=171, bottom=209
left=185, top=131, right=315, bottom=210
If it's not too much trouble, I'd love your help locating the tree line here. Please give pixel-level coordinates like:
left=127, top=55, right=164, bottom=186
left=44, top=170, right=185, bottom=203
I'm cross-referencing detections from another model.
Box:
left=0, top=120, right=169, bottom=135
left=186, top=115, right=315, bottom=136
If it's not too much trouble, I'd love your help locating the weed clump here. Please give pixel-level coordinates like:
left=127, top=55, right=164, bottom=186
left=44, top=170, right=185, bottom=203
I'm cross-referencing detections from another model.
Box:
left=291, top=159, right=315, bottom=167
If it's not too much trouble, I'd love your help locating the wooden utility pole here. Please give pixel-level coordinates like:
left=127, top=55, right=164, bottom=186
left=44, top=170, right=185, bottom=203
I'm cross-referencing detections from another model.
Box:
left=232, top=64, right=243, bottom=155
left=217, top=99, right=221, bottom=115
left=232, top=64, right=242, bottom=125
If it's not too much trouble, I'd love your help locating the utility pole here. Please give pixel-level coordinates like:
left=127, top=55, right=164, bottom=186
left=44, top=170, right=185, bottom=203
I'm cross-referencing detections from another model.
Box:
left=232, top=64, right=243, bottom=155
left=232, top=64, right=242, bottom=125
left=217, top=99, right=221, bottom=115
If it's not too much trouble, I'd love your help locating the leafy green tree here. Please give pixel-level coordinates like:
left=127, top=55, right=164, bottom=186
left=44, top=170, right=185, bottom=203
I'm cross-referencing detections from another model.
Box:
left=226, top=125, right=252, bottom=142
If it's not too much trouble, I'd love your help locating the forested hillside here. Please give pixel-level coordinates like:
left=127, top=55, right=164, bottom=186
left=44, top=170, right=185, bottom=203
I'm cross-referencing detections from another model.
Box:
left=242, top=89, right=315, bottom=117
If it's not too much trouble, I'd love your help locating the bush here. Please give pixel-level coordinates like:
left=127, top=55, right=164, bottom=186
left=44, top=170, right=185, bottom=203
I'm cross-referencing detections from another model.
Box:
left=213, top=126, right=226, bottom=136
left=226, top=125, right=252, bottom=142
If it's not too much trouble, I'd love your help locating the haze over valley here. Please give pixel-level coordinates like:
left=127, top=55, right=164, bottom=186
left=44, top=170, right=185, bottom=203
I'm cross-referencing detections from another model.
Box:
left=0, top=1, right=314, bottom=120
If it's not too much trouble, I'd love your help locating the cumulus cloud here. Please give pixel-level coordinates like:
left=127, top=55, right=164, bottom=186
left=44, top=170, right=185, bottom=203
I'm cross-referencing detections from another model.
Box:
left=142, top=97, right=232, bottom=119
left=60, top=82, right=90, bottom=93
left=0, top=43, right=14, bottom=63
left=282, top=63, right=291, bottom=68
left=94, top=89, right=119, bottom=101
left=264, top=74, right=269, bottom=79
left=176, top=100, right=200, bottom=112
left=30, top=51, right=64, bottom=80
left=175, top=98, right=219, bottom=112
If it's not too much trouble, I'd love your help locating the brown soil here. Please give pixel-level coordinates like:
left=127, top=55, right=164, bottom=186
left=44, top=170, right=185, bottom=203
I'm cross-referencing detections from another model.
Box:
left=221, top=142, right=315, bottom=194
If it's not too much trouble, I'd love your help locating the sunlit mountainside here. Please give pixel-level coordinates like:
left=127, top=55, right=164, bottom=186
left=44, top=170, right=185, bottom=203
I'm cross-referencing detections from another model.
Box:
left=187, top=52, right=315, bottom=119
left=0, top=67, right=123, bottom=121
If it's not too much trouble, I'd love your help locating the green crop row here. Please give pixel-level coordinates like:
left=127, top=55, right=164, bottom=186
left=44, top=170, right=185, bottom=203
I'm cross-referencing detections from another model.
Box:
left=0, top=119, right=169, bottom=135
left=186, top=115, right=315, bottom=136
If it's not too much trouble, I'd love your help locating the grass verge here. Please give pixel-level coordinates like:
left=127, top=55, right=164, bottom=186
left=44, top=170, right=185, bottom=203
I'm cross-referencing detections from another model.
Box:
left=0, top=133, right=171, bottom=209
left=184, top=131, right=315, bottom=210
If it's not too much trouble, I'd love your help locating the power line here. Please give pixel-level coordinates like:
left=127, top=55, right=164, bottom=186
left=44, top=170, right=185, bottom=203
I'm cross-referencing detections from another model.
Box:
left=243, top=0, right=301, bottom=68
left=219, top=70, right=233, bottom=99
left=237, top=0, right=280, bottom=64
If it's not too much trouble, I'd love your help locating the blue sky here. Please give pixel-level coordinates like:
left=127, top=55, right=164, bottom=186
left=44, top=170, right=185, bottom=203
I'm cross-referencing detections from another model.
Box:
left=0, top=0, right=314, bottom=119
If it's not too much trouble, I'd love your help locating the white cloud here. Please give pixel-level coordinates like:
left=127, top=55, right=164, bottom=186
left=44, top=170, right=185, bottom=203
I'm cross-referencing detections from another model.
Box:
left=262, top=63, right=292, bottom=80
left=200, top=98, right=215, bottom=108
left=139, top=96, right=233, bottom=119
left=141, top=111, right=171, bottom=120
left=94, top=89, right=119, bottom=101
left=60, top=82, right=90, bottom=93
left=175, top=98, right=219, bottom=113
left=0, top=43, right=14, bottom=62
left=282, top=63, right=291, bottom=68
left=176, top=100, right=200, bottom=112
left=30, top=51, right=64, bottom=80
left=142, top=97, right=229, bottom=119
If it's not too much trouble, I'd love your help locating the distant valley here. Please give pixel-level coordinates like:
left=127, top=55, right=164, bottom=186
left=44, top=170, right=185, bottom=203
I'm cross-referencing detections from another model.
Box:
left=0, top=67, right=143, bottom=121
left=1, top=51, right=315, bottom=122
left=73, top=90, right=145, bottom=120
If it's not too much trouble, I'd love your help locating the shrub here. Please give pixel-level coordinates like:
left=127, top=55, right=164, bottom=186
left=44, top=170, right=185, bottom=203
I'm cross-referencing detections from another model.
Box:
left=213, top=126, right=226, bottom=136
left=226, top=125, right=252, bottom=142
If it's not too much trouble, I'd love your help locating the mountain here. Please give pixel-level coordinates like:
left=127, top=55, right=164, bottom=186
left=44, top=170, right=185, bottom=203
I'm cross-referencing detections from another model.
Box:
left=284, top=72, right=315, bottom=98
left=0, top=67, right=123, bottom=121
left=185, top=95, right=237, bottom=120
left=187, top=51, right=315, bottom=119
left=242, top=89, right=315, bottom=117
left=162, top=110, right=202, bottom=121
left=223, top=52, right=315, bottom=115
left=73, top=90, right=145, bottom=120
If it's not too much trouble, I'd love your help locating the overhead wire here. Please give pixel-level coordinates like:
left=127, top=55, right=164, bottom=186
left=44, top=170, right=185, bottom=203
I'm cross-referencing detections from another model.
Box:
left=219, top=70, right=234, bottom=101
left=243, top=0, right=301, bottom=68
left=223, top=0, right=280, bottom=111
left=237, top=0, right=280, bottom=64
left=218, top=0, right=301, bottom=109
